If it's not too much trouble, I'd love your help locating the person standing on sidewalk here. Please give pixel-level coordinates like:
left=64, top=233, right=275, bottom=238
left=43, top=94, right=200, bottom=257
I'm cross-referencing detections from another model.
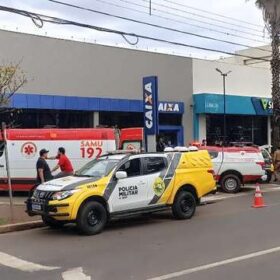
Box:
left=51, top=147, right=74, bottom=178
left=273, top=146, right=280, bottom=182
left=36, top=149, right=53, bottom=184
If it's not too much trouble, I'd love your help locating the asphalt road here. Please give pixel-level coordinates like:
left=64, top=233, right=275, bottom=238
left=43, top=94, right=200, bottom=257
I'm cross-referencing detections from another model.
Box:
left=1, top=186, right=280, bottom=280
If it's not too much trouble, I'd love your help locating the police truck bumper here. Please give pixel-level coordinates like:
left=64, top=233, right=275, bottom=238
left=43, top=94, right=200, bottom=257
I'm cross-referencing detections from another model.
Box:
left=25, top=198, right=70, bottom=218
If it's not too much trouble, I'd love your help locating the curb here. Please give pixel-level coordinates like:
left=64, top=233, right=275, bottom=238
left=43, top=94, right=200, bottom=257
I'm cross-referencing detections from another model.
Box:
left=0, top=220, right=44, bottom=234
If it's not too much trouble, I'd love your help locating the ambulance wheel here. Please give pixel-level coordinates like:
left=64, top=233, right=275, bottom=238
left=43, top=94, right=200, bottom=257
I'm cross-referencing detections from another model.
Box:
left=77, top=201, right=107, bottom=235
left=220, top=174, right=241, bottom=193
left=41, top=216, right=65, bottom=229
left=172, top=191, right=196, bottom=220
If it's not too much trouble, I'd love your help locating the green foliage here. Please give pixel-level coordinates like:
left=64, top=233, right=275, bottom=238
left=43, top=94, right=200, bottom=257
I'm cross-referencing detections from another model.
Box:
left=255, top=0, right=280, bottom=31
left=0, top=63, right=27, bottom=110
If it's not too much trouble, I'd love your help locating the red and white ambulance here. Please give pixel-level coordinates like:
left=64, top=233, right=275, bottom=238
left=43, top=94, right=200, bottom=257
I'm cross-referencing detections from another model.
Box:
left=0, top=127, right=143, bottom=191
left=200, top=146, right=266, bottom=193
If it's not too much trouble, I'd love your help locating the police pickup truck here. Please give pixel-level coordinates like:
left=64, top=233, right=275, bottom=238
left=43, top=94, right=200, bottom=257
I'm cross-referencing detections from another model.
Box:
left=26, top=148, right=216, bottom=235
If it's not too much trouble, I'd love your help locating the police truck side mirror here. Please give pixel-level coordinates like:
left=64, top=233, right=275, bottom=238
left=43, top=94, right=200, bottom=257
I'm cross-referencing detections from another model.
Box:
left=115, top=171, right=128, bottom=180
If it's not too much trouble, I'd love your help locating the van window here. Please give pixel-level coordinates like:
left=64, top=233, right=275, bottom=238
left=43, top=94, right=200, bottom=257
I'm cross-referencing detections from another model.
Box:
left=261, top=149, right=271, bottom=161
left=0, top=141, right=4, bottom=157
left=143, top=157, right=167, bottom=175
left=208, top=151, right=218, bottom=159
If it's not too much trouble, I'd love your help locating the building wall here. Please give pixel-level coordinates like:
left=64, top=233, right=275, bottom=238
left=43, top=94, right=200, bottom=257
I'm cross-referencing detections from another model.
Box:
left=0, top=29, right=194, bottom=142
left=192, top=58, right=271, bottom=97
left=218, top=45, right=271, bottom=69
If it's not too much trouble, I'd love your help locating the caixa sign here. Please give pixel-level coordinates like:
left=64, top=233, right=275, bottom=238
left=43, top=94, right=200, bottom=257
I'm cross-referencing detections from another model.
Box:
left=143, top=76, right=158, bottom=135
left=158, top=102, right=181, bottom=113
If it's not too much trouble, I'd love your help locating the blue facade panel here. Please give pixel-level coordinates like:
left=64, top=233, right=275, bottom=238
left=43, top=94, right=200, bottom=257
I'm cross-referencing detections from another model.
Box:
left=12, top=94, right=28, bottom=108
left=76, top=97, right=89, bottom=111
left=88, top=97, right=100, bottom=111
left=9, top=93, right=184, bottom=114
left=40, top=95, right=54, bottom=109
left=193, top=93, right=271, bottom=116
left=53, top=96, right=66, bottom=110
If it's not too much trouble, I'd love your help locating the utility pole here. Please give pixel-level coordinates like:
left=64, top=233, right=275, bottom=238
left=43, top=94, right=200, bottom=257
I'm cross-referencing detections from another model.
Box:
left=149, top=0, right=152, bottom=15
left=1, top=122, right=14, bottom=222
left=215, top=68, right=232, bottom=146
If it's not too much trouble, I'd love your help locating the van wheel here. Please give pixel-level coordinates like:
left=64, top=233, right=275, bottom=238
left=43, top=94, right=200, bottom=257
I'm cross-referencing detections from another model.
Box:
left=41, top=216, right=65, bottom=229
left=220, top=174, right=241, bottom=193
left=77, top=201, right=107, bottom=235
left=172, top=191, right=196, bottom=220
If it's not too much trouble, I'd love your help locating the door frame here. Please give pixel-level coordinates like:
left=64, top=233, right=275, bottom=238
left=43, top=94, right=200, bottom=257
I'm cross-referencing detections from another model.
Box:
left=158, top=125, right=184, bottom=146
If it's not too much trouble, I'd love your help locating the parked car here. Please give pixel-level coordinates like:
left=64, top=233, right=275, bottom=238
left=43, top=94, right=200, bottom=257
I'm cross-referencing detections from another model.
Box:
left=26, top=148, right=216, bottom=235
left=200, top=146, right=266, bottom=193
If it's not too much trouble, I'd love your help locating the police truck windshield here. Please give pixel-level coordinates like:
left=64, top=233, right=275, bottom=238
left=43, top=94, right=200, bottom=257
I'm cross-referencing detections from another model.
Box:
left=76, top=159, right=119, bottom=178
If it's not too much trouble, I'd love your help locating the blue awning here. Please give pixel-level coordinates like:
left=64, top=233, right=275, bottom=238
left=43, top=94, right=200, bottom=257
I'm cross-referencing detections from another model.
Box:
left=193, top=93, right=272, bottom=116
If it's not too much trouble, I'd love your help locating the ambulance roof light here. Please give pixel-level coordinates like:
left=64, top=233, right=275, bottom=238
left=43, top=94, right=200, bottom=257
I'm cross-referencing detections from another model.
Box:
left=164, top=147, right=174, bottom=152
left=107, top=149, right=140, bottom=155
left=188, top=146, right=199, bottom=151
left=174, top=146, right=189, bottom=152
left=164, top=146, right=199, bottom=153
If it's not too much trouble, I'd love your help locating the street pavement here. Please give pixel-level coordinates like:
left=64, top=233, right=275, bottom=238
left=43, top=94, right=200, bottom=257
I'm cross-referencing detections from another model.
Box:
left=1, top=185, right=280, bottom=280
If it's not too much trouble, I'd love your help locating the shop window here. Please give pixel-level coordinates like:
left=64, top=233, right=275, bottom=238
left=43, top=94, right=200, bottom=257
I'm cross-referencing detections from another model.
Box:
left=206, top=115, right=268, bottom=146
left=99, top=112, right=143, bottom=128
left=1, top=109, right=91, bottom=128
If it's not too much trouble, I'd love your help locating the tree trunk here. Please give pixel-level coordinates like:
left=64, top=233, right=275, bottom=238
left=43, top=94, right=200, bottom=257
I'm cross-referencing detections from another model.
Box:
left=271, top=24, right=280, bottom=151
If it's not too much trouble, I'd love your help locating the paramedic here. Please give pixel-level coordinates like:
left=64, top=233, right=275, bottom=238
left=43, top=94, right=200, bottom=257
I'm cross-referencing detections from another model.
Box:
left=51, top=147, right=74, bottom=178
left=36, top=149, right=53, bottom=184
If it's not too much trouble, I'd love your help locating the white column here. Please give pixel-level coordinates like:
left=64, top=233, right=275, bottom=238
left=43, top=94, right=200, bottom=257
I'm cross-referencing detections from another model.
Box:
left=93, top=112, right=99, bottom=127
left=199, top=115, right=207, bottom=141
left=147, top=135, right=157, bottom=152
left=267, top=116, right=271, bottom=146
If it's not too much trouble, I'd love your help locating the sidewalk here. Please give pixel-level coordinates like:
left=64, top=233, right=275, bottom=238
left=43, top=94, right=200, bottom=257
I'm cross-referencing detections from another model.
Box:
left=0, top=193, right=40, bottom=225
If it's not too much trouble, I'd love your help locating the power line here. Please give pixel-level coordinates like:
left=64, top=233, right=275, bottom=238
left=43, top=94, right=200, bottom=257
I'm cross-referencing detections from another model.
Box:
left=162, top=0, right=264, bottom=28
left=47, top=0, right=271, bottom=53
left=120, top=0, right=268, bottom=40
left=115, top=0, right=269, bottom=44
left=0, top=5, right=271, bottom=62
left=62, top=0, right=269, bottom=45
left=139, top=0, right=265, bottom=34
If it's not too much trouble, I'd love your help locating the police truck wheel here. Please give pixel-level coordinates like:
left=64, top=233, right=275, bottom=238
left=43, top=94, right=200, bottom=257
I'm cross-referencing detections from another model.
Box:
left=220, top=174, right=241, bottom=193
left=77, top=201, right=107, bottom=235
left=41, top=216, right=65, bottom=229
left=172, top=191, right=196, bottom=220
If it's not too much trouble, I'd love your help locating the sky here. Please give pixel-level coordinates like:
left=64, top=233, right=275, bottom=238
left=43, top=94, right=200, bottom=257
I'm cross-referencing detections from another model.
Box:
left=0, top=0, right=270, bottom=59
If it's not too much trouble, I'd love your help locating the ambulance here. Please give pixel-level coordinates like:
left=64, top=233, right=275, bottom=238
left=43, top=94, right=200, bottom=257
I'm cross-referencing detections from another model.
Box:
left=0, top=128, right=143, bottom=191
left=200, top=146, right=266, bottom=193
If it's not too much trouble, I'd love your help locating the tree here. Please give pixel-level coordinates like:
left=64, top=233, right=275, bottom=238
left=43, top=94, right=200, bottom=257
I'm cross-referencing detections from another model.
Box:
left=253, top=0, right=280, bottom=149
left=0, top=63, right=27, bottom=114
